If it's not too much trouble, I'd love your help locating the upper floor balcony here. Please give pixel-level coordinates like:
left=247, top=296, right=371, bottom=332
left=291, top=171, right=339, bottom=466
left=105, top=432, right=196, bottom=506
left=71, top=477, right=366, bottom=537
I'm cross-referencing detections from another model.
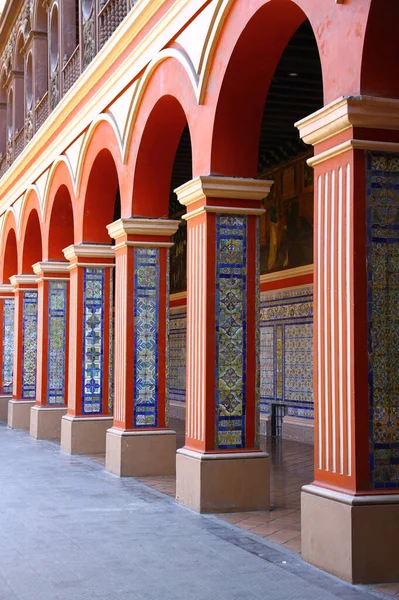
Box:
left=0, top=0, right=140, bottom=178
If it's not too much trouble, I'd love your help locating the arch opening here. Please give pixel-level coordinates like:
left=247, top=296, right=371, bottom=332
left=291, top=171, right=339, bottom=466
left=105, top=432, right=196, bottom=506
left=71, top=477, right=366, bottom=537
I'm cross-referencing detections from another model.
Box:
left=48, top=185, right=75, bottom=260
left=1, top=229, right=18, bottom=283
left=22, top=210, right=43, bottom=273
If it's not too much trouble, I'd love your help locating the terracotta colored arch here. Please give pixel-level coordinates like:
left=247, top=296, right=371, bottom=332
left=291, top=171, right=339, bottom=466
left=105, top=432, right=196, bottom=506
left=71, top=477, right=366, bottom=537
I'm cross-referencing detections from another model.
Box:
left=126, top=56, right=199, bottom=214
left=43, top=159, right=76, bottom=256
left=132, top=95, right=191, bottom=218
left=46, top=185, right=75, bottom=261
left=76, top=119, right=125, bottom=243
left=361, top=0, right=399, bottom=98
left=0, top=211, right=18, bottom=283
left=19, top=192, right=43, bottom=273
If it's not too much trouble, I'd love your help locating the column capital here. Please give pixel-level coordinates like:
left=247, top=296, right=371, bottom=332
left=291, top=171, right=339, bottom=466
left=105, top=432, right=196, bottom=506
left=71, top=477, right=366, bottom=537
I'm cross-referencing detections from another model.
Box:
left=0, top=283, right=14, bottom=296
left=10, top=274, right=37, bottom=289
left=175, top=176, right=272, bottom=216
left=33, top=261, right=70, bottom=279
left=63, top=244, right=115, bottom=267
left=107, top=218, right=180, bottom=243
left=296, top=95, right=399, bottom=146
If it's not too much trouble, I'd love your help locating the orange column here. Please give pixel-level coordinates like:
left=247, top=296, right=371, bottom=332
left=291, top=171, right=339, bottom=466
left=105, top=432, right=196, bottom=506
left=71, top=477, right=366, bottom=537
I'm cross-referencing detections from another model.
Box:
left=174, top=176, right=272, bottom=513
left=296, top=96, right=399, bottom=584
left=30, top=261, right=70, bottom=440
left=8, top=274, right=38, bottom=430
left=105, top=218, right=179, bottom=477
left=0, top=284, right=14, bottom=421
left=60, top=244, right=115, bottom=455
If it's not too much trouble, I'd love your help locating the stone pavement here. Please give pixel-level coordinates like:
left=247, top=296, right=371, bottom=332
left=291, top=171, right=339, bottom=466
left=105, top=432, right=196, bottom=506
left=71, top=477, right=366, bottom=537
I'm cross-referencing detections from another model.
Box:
left=0, top=423, right=387, bottom=600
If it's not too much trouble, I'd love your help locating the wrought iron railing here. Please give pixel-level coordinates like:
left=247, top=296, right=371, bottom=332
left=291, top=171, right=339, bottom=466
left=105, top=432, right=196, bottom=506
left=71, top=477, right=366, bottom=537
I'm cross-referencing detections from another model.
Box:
left=14, top=127, right=25, bottom=158
left=98, top=0, right=129, bottom=48
left=63, top=45, right=80, bottom=94
left=35, top=92, right=49, bottom=131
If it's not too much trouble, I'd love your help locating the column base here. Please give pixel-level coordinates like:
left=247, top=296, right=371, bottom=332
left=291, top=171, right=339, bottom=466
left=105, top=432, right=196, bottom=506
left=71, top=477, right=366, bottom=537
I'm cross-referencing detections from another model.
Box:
left=106, top=428, right=176, bottom=476
left=8, top=400, right=35, bottom=430
left=302, top=484, right=399, bottom=584
left=176, top=447, right=270, bottom=513
left=30, top=406, right=67, bottom=440
left=0, top=395, right=11, bottom=422
left=60, top=415, right=113, bottom=455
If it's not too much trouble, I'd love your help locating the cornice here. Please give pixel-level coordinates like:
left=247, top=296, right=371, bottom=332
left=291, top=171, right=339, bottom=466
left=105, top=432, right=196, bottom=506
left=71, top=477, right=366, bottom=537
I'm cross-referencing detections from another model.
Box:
left=307, top=139, right=399, bottom=167
left=107, top=217, right=180, bottom=239
left=260, top=264, right=313, bottom=284
left=0, top=0, right=211, bottom=213
left=10, top=274, right=37, bottom=286
left=63, top=244, right=115, bottom=261
left=32, top=260, right=69, bottom=275
left=175, top=176, right=273, bottom=207
left=296, top=96, right=399, bottom=146
left=0, top=283, right=14, bottom=294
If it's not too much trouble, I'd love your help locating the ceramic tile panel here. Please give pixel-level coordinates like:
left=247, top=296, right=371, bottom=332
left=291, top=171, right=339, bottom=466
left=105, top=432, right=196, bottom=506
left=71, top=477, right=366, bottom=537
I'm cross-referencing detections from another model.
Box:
left=108, top=272, right=114, bottom=414
left=215, top=215, right=247, bottom=450
left=22, top=291, right=38, bottom=399
left=169, top=307, right=186, bottom=405
left=1, top=298, right=14, bottom=394
left=47, top=281, right=67, bottom=405
left=82, top=268, right=104, bottom=414
left=133, top=248, right=159, bottom=427
left=367, top=152, right=399, bottom=489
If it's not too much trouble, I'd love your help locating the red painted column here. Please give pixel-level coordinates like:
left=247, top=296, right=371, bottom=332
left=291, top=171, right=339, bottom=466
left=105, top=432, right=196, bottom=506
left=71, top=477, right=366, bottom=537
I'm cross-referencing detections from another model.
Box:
left=174, top=176, right=272, bottom=513
left=296, top=96, right=399, bottom=583
left=30, top=261, right=70, bottom=440
left=8, top=274, right=38, bottom=430
left=0, top=284, right=14, bottom=421
left=105, top=218, right=179, bottom=476
left=61, top=244, right=115, bottom=455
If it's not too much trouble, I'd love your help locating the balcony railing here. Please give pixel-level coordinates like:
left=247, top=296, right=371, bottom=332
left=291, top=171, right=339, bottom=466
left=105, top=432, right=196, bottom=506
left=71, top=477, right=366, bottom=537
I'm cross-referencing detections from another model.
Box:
left=63, top=46, right=80, bottom=94
left=98, top=0, right=129, bottom=49
left=14, top=127, right=25, bottom=159
left=35, top=92, right=49, bottom=131
left=0, top=0, right=141, bottom=179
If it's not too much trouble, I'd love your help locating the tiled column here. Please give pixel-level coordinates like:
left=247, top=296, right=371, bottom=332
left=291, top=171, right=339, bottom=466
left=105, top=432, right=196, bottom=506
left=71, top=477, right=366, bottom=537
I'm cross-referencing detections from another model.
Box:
left=105, top=218, right=179, bottom=476
left=0, top=284, right=15, bottom=421
left=30, top=262, right=70, bottom=440
left=296, top=96, right=399, bottom=583
left=174, top=176, right=272, bottom=513
left=8, top=275, right=38, bottom=430
left=61, top=245, right=115, bottom=454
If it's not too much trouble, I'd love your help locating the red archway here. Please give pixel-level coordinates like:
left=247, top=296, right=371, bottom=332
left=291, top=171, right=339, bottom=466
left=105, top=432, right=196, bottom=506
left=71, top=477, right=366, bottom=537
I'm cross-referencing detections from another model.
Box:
left=47, top=185, right=74, bottom=260
left=20, top=208, right=43, bottom=273
left=1, top=228, right=18, bottom=283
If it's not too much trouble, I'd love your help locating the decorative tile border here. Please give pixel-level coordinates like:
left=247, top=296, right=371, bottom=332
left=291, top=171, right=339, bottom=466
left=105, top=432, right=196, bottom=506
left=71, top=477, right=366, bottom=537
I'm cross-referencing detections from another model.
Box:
left=108, top=272, right=114, bottom=414
left=366, top=152, right=399, bottom=489
left=2, top=298, right=14, bottom=394
left=22, top=291, right=38, bottom=399
left=215, top=215, right=247, bottom=450
left=82, top=268, right=105, bottom=414
left=47, top=281, right=68, bottom=405
left=169, top=307, right=186, bottom=404
left=133, top=248, right=159, bottom=427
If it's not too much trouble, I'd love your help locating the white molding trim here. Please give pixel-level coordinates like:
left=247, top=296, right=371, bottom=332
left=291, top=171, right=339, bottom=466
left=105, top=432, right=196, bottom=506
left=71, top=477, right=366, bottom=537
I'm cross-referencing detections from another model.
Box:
left=302, top=484, right=399, bottom=506
left=170, top=291, right=187, bottom=302
left=260, top=264, right=313, bottom=284
left=177, top=447, right=269, bottom=461
left=32, top=261, right=70, bottom=275
left=63, top=244, right=115, bottom=261
left=175, top=176, right=273, bottom=207
left=296, top=96, right=399, bottom=146
left=107, top=218, right=180, bottom=239
left=9, top=274, right=37, bottom=287
left=0, top=284, right=14, bottom=294
left=308, top=139, right=399, bottom=167
left=113, top=241, right=174, bottom=250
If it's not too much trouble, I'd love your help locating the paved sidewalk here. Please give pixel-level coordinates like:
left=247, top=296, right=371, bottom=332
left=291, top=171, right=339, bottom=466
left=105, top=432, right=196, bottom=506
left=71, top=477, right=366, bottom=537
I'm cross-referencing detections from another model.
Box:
left=0, top=423, right=384, bottom=600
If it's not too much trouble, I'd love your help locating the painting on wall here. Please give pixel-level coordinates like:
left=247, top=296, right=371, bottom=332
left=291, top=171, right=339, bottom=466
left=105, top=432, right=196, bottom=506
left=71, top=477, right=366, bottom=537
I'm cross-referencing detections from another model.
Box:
left=259, top=154, right=314, bottom=274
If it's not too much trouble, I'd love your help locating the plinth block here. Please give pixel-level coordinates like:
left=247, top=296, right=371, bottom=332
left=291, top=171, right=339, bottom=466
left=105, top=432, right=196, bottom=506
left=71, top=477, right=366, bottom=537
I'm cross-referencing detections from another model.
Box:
left=176, top=448, right=270, bottom=513
left=302, top=484, right=399, bottom=584
left=8, top=400, right=35, bottom=430
left=106, top=427, right=176, bottom=476
left=0, top=395, right=11, bottom=422
left=30, top=406, right=67, bottom=440
left=61, top=415, right=113, bottom=455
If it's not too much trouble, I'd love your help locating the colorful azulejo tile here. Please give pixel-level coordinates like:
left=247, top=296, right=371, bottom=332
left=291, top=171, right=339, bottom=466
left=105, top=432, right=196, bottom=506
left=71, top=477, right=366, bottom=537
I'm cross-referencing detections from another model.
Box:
left=47, top=281, right=67, bottom=405
left=215, top=215, right=247, bottom=450
left=366, top=152, right=399, bottom=489
left=22, top=291, right=38, bottom=399
left=133, top=248, right=159, bottom=427
left=169, top=307, right=186, bottom=405
left=260, top=286, right=314, bottom=420
left=82, top=268, right=105, bottom=414
left=1, top=298, right=14, bottom=394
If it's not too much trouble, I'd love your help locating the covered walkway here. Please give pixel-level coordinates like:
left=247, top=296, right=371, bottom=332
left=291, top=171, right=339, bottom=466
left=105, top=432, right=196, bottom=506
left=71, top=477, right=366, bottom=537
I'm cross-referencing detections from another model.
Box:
left=0, top=422, right=388, bottom=600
